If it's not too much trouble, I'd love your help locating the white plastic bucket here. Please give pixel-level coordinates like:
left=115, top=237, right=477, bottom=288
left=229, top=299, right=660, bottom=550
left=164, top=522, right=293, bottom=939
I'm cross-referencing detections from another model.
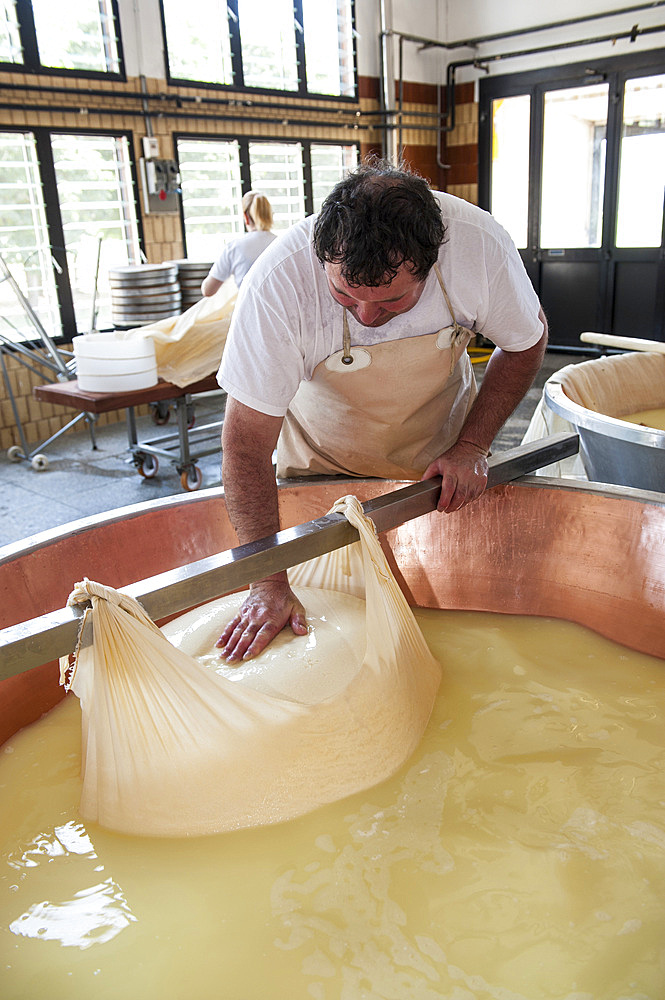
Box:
left=74, top=335, right=159, bottom=392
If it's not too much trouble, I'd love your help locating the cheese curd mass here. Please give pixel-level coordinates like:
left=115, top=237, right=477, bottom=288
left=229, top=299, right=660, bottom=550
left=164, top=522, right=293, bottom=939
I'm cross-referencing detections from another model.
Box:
left=2, top=611, right=665, bottom=1000
left=622, top=406, right=665, bottom=430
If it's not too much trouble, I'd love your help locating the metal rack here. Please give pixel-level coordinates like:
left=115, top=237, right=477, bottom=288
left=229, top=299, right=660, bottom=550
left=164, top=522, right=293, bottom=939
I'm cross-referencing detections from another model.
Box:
left=0, top=254, right=96, bottom=470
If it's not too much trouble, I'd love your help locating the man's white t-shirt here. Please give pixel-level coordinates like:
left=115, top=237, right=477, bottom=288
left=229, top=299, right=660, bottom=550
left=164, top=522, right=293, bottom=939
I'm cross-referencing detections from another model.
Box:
left=218, top=192, right=544, bottom=418
left=209, top=230, right=276, bottom=288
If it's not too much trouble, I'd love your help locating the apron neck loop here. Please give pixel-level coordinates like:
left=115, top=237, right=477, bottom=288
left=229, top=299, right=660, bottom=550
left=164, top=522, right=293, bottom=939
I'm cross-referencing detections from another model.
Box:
left=433, top=264, right=473, bottom=376
left=341, top=310, right=354, bottom=365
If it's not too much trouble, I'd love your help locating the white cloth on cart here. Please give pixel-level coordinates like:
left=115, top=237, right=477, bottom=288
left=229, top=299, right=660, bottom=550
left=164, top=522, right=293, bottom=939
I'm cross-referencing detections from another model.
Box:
left=113, top=279, right=237, bottom=387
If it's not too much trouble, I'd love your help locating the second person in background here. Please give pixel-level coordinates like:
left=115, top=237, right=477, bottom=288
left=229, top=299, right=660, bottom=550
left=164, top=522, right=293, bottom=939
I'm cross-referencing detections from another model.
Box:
left=202, top=190, right=276, bottom=295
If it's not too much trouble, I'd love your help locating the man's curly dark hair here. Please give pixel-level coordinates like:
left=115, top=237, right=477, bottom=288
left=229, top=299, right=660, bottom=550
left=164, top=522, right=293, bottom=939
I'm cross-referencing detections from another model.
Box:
left=312, top=159, right=446, bottom=288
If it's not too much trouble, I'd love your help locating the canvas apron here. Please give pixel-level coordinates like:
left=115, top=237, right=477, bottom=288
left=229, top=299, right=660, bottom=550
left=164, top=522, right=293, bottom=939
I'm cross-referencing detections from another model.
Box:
left=276, top=265, right=477, bottom=481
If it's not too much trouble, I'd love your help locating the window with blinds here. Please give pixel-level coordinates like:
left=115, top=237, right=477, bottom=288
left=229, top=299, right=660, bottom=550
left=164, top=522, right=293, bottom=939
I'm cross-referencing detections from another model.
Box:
left=310, top=142, right=358, bottom=213
left=160, top=0, right=234, bottom=86
left=239, top=0, right=299, bottom=92
left=161, top=0, right=356, bottom=99
left=248, top=141, right=305, bottom=230
left=302, top=0, right=355, bottom=98
left=0, top=130, right=139, bottom=341
left=1, top=0, right=123, bottom=75
left=50, top=133, right=140, bottom=333
left=177, top=139, right=245, bottom=261
left=0, top=1, right=22, bottom=64
left=177, top=137, right=359, bottom=258
left=0, top=131, right=60, bottom=343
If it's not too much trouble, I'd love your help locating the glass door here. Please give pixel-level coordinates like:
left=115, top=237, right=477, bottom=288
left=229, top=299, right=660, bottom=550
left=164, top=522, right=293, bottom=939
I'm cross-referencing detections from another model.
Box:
left=540, top=84, right=608, bottom=250
left=480, top=52, right=665, bottom=348
left=537, top=83, right=610, bottom=344
left=616, top=74, right=665, bottom=248
left=489, top=94, right=530, bottom=250
left=613, top=73, right=665, bottom=338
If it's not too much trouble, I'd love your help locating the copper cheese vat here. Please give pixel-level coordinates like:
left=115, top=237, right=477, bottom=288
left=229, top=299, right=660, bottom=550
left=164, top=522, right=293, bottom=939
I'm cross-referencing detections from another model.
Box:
left=2, top=476, right=665, bottom=747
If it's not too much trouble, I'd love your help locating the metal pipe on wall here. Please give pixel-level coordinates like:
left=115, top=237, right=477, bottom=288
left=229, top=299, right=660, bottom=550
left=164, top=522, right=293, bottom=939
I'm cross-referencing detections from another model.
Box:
left=379, top=0, right=398, bottom=162
left=0, top=101, right=372, bottom=135
left=443, top=20, right=665, bottom=133
left=385, top=2, right=665, bottom=53
left=378, top=2, right=665, bottom=163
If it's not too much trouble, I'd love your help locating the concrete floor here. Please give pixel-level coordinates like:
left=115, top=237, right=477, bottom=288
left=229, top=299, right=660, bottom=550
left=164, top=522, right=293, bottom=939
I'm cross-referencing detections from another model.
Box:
left=0, top=349, right=591, bottom=548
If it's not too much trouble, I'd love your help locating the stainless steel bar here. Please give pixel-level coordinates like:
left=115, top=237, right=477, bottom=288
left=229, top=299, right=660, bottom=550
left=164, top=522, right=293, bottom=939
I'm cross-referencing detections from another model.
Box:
left=0, top=433, right=578, bottom=679
left=362, top=433, right=579, bottom=533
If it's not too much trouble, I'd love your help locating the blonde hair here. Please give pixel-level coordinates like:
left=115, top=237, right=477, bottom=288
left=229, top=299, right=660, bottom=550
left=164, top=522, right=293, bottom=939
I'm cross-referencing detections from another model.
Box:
left=242, top=191, right=273, bottom=231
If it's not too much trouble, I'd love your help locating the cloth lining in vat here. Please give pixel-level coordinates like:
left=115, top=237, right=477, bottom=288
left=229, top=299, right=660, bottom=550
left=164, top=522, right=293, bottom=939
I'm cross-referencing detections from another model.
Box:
left=61, top=496, right=441, bottom=837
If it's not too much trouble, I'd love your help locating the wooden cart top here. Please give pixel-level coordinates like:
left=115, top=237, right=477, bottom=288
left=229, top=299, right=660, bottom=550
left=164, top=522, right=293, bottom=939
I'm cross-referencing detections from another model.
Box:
left=34, top=374, right=220, bottom=414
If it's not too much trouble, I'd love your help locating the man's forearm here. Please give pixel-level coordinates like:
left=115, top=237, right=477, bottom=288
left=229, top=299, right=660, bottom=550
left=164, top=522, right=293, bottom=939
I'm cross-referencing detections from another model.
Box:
left=458, top=324, right=548, bottom=453
left=221, top=397, right=284, bottom=548
left=222, top=446, right=280, bottom=544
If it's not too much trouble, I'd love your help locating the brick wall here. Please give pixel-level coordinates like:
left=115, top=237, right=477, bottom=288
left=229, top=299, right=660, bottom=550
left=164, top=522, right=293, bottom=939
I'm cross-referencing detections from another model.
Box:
left=392, top=81, right=448, bottom=191
left=440, top=82, right=479, bottom=206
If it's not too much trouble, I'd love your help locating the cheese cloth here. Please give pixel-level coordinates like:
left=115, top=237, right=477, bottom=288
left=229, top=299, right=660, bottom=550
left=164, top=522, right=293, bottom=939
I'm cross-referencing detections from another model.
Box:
left=61, top=496, right=441, bottom=838
left=111, top=278, right=237, bottom=387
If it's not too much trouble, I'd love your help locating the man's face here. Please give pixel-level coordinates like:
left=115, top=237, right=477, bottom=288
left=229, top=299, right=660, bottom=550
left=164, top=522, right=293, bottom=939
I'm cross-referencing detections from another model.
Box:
left=324, top=262, right=426, bottom=328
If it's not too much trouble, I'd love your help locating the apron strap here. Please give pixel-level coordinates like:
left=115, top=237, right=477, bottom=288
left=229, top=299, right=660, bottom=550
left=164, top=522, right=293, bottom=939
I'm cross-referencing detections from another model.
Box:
left=433, top=264, right=471, bottom=345
left=433, top=264, right=474, bottom=375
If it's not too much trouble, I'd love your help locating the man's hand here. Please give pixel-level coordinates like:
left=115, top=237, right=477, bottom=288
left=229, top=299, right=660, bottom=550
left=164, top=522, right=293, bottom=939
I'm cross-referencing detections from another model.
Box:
left=421, top=439, right=489, bottom=513
left=216, top=577, right=308, bottom=663
left=422, top=317, right=548, bottom=513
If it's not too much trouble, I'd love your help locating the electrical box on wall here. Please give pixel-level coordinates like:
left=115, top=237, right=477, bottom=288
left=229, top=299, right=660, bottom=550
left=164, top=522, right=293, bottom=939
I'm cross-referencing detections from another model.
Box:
left=142, top=136, right=160, bottom=159
left=139, top=158, right=181, bottom=214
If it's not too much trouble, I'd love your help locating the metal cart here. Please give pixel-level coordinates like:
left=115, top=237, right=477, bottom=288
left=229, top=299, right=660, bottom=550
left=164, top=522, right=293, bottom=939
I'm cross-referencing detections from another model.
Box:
left=33, top=373, right=223, bottom=491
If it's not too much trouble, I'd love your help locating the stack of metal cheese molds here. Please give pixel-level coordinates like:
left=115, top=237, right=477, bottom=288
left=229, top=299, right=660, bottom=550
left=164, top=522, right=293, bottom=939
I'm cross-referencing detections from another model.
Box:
left=167, top=259, right=214, bottom=310
left=109, top=263, right=181, bottom=327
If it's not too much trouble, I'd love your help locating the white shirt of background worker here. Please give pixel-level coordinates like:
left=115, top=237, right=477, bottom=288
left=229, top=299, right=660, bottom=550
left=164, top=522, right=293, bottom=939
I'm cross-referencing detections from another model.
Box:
left=216, top=160, right=548, bottom=664
left=201, top=190, right=276, bottom=295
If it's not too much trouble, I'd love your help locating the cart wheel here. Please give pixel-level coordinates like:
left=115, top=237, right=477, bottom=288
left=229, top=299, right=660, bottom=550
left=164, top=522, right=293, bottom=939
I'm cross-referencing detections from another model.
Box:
left=152, top=402, right=171, bottom=425
left=137, top=454, right=159, bottom=478
left=31, top=453, right=49, bottom=471
left=180, top=465, right=203, bottom=491
left=7, top=445, right=23, bottom=462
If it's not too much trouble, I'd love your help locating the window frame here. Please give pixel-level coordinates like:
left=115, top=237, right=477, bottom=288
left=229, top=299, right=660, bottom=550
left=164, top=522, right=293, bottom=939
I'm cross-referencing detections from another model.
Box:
left=0, top=125, right=144, bottom=346
left=173, top=132, right=360, bottom=257
left=159, top=0, right=358, bottom=102
left=0, top=0, right=126, bottom=80
left=309, top=138, right=359, bottom=213
left=175, top=136, right=246, bottom=263
left=174, top=132, right=360, bottom=258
